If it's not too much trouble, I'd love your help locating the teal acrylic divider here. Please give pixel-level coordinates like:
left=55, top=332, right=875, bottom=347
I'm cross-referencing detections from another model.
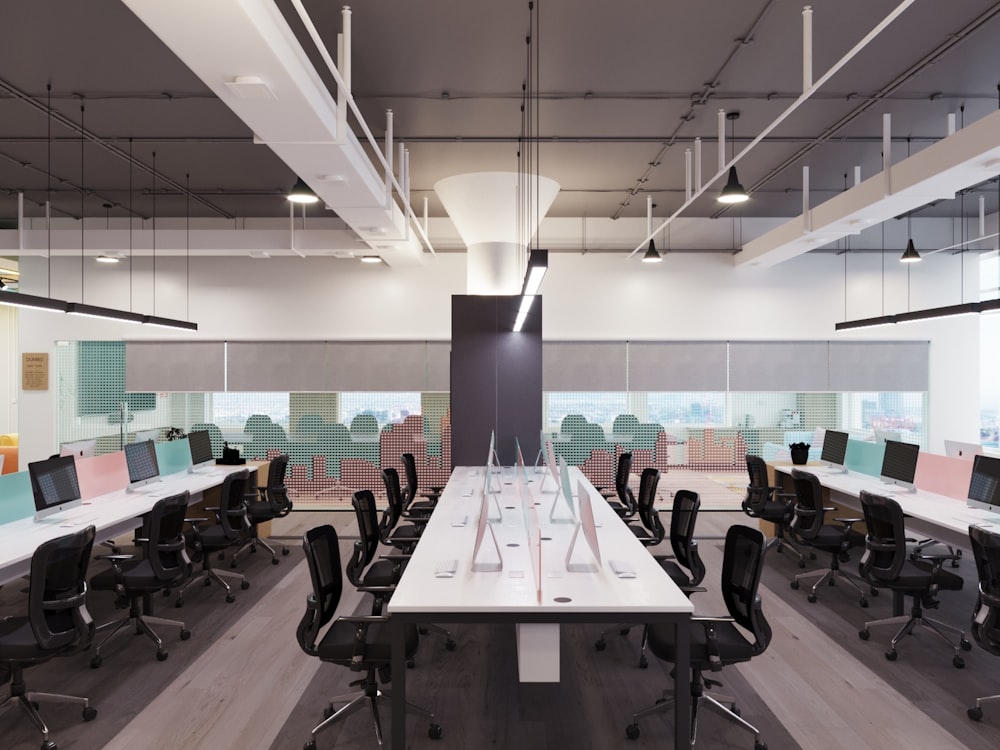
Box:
left=0, top=471, right=36, bottom=524
left=155, top=438, right=192, bottom=477
left=844, top=439, right=884, bottom=477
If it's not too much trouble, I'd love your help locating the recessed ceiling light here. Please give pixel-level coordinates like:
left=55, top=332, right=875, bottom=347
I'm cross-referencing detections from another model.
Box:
left=360, top=255, right=383, bottom=264
left=95, top=255, right=120, bottom=264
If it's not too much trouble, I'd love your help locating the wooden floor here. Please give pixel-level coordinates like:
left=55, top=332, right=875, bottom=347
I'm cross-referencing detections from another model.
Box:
left=4, top=483, right=1000, bottom=750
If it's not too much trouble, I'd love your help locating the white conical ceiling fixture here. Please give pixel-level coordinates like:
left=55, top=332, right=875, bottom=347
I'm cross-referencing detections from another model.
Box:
left=435, top=171, right=559, bottom=295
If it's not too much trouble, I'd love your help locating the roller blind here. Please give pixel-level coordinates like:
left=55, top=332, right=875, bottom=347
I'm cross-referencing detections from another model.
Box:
left=729, top=341, right=830, bottom=391
left=226, top=342, right=328, bottom=391
left=543, top=342, right=627, bottom=390
left=125, top=341, right=225, bottom=392
left=628, top=341, right=728, bottom=391
left=828, top=341, right=929, bottom=391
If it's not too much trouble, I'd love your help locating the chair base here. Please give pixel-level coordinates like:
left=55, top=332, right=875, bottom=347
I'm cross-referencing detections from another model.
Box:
left=417, top=623, right=458, bottom=652
left=232, top=534, right=289, bottom=566
left=176, top=563, right=248, bottom=606
left=0, top=670, right=96, bottom=746
left=969, top=693, right=1000, bottom=721
left=593, top=624, right=650, bottom=668
left=626, top=675, right=766, bottom=749
left=305, top=677, right=440, bottom=749
left=764, top=533, right=807, bottom=565
left=859, top=598, right=971, bottom=667
left=92, top=599, right=189, bottom=666
left=792, top=558, right=870, bottom=606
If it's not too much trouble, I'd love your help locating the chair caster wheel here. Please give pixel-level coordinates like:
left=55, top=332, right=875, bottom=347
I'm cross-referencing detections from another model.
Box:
left=90, top=656, right=102, bottom=669
left=858, top=629, right=870, bottom=641
left=271, top=558, right=279, bottom=565
left=797, top=560, right=806, bottom=569
left=230, top=560, right=238, bottom=569
left=241, top=580, right=250, bottom=590
left=775, top=543, right=784, bottom=553
left=323, top=705, right=334, bottom=719
left=968, top=706, right=984, bottom=721
left=226, top=594, right=236, bottom=603
left=445, top=639, right=457, bottom=651
left=41, top=741, right=57, bottom=750
left=418, top=627, right=428, bottom=635
left=156, top=650, right=168, bottom=662
left=961, top=639, right=972, bottom=651
left=731, top=704, right=741, bottom=716
left=304, top=741, right=317, bottom=750
left=807, top=594, right=817, bottom=603
left=203, top=578, right=213, bottom=587
left=828, top=578, right=836, bottom=586
left=595, top=639, right=607, bottom=651
left=175, top=598, right=184, bottom=608
left=82, top=706, right=97, bottom=721
left=839, top=552, right=850, bottom=563
left=625, top=723, right=640, bottom=740
left=790, top=581, right=800, bottom=590
left=180, top=629, right=191, bottom=640
left=638, top=656, right=648, bottom=669
left=406, top=659, right=415, bottom=669
left=860, top=598, right=869, bottom=608
left=953, top=655, right=965, bottom=669
left=755, top=741, right=768, bottom=750
left=870, top=587, right=879, bottom=596
left=282, top=548, right=290, bottom=556
left=218, top=552, right=225, bottom=561
left=885, top=649, right=897, bottom=661
left=619, top=628, right=631, bottom=636
left=428, top=723, right=443, bottom=739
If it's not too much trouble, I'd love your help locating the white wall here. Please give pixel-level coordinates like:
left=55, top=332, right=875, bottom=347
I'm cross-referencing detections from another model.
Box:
left=15, top=248, right=981, bottom=463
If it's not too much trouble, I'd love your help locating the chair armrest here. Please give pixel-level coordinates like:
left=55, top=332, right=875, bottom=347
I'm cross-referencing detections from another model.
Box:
left=379, top=553, right=412, bottom=561
left=95, top=553, right=134, bottom=563
left=690, top=615, right=736, bottom=671
left=339, top=614, right=391, bottom=625
left=357, top=585, right=398, bottom=595
left=400, top=513, right=430, bottom=524
left=834, top=517, right=862, bottom=525
left=680, top=585, right=708, bottom=595
left=691, top=615, right=736, bottom=623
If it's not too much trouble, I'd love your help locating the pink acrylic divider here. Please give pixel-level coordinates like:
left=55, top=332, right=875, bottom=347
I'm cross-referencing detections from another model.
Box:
left=914, top=451, right=973, bottom=501
left=76, top=451, right=130, bottom=500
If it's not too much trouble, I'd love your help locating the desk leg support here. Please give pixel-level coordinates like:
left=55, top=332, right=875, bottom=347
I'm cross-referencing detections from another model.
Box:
left=674, top=617, right=691, bottom=747
left=391, top=617, right=406, bottom=750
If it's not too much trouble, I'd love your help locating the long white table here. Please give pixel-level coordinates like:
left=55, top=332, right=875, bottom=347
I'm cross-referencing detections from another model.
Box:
left=0, top=464, right=254, bottom=587
left=387, top=465, right=694, bottom=749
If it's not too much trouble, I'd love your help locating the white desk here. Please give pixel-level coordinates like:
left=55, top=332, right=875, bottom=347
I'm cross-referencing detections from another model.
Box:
left=0, top=465, right=252, bottom=587
left=387, top=466, right=693, bottom=750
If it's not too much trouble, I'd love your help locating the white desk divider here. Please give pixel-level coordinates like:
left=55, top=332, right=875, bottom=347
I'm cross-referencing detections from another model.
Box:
left=565, top=479, right=602, bottom=573
left=538, top=439, right=560, bottom=494
left=549, top=456, right=577, bottom=524
left=471, top=490, right=503, bottom=573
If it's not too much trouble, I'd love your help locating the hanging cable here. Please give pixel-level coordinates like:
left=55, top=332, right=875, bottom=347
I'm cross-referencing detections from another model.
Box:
left=152, top=150, right=156, bottom=315
left=79, top=99, right=85, bottom=302
left=47, top=83, right=52, bottom=299
left=186, top=173, right=191, bottom=321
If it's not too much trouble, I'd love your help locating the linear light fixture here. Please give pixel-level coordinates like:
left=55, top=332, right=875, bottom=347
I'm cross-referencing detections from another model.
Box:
left=66, top=302, right=146, bottom=324
left=143, top=314, right=199, bottom=331
left=522, top=249, right=548, bottom=296
left=835, top=298, right=1000, bottom=331
left=0, top=290, right=68, bottom=313
left=513, top=294, right=536, bottom=333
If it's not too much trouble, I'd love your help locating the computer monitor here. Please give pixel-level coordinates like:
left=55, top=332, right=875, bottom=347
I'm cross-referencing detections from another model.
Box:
left=187, top=429, right=215, bottom=471
left=133, top=428, right=159, bottom=444
left=820, top=429, right=849, bottom=472
left=967, top=455, right=1000, bottom=512
left=125, top=439, right=161, bottom=490
left=944, top=439, right=984, bottom=461
left=29, top=455, right=83, bottom=520
left=60, top=438, right=97, bottom=459
left=880, top=439, right=920, bottom=492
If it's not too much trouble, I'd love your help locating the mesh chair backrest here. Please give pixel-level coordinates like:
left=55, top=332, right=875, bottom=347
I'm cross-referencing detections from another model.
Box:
left=349, top=490, right=381, bottom=586
left=382, top=467, right=405, bottom=526
left=859, top=491, right=907, bottom=583
left=636, top=468, right=664, bottom=544
left=218, top=469, right=250, bottom=538
left=790, top=469, right=825, bottom=540
left=29, top=524, right=96, bottom=652
left=146, top=492, right=192, bottom=583
left=722, top=524, right=771, bottom=653
left=301, top=525, right=343, bottom=638
left=969, top=525, right=1000, bottom=655
left=265, top=454, right=292, bottom=515
left=401, top=452, right=418, bottom=507
left=616, top=452, right=635, bottom=513
left=743, top=454, right=771, bottom=513
left=670, top=490, right=704, bottom=583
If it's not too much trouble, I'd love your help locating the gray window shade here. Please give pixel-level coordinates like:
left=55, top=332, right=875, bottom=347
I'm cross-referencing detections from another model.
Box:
left=729, top=341, right=830, bottom=391
left=326, top=342, right=436, bottom=390
left=628, top=341, right=728, bottom=391
left=829, top=341, right=929, bottom=391
left=543, top=342, right=627, bottom=390
left=425, top=341, right=450, bottom=391
left=125, top=341, right=225, bottom=392
left=227, top=342, right=328, bottom=391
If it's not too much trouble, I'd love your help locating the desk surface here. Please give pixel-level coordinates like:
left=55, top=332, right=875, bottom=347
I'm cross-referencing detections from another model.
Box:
left=388, top=466, right=692, bottom=617
left=771, top=462, right=1000, bottom=541
left=0, top=464, right=253, bottom=587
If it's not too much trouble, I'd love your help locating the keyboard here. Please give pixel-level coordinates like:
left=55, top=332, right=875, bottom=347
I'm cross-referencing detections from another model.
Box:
left=434, top=559, right=459, bottom=578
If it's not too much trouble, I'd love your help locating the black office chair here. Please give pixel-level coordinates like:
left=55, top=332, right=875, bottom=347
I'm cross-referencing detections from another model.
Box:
left=233, top=454, right=292, bottom=566
left=597, top=488, right=706, bottom=668
left=90, top=492, right=193, bottom=667
left=967, top=524, right=1000, bottom=721
left=352, top=490, right=456, bottom=652
left=626, top=525, right=772, bottom=750
left=599, top=451, right=636, bottom=518
left=626, top=468, right=665, bottom=547
left=297, top=524, right=441, bottom=749
left=787, top=469, right=870, bottom=607
left=742, top=454, right=806, bottom=564
left=857, top=490, right=970, bottom=666
left=379, top=467, right=427, bottom=552
left=177, top=469, right=251, bottom=605
left=0, top=525, right=98, bottom=750
left=400, top=452, right=441, bottom=517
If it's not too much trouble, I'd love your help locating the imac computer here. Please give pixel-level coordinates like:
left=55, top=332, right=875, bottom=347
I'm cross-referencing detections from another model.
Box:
left=944, top=439, right=984, bottom=461
left=880, top=439, right=920, bottom=493
left=125, top=439, right=161, bottom=491
left=967, top=455, right=1000, bottom=512
left=60, top=438, right=97, bottom=459
left=29, top=455, right=83, bottom=521
left=187, top=429, right=215, bottom=472
left=133, top=428, right=159, bottom=444
left=820, top=429, right=849, bottom=473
